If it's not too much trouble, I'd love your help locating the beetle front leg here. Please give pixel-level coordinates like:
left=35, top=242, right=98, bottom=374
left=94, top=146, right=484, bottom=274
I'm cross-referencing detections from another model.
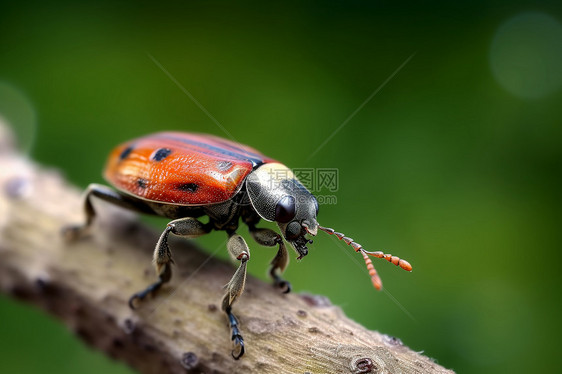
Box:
left=249, top=227, right=291, bottom=293
left=62, top=183, right=154, bottom=241
left=221, top=233, right=250, bottom=359
left=129, top=217, right=211, bottom=309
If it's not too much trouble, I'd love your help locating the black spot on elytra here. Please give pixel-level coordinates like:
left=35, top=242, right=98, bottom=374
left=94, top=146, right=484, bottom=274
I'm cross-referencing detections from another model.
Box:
left=119, top=145, right=134, bottom=160
left=151, top=148, right=172, bottom=161
left=137, top=178, right=148, bottom=189
left=216, top=160, right=233, bottom=172
left=177, top=183, right=199, bottom=193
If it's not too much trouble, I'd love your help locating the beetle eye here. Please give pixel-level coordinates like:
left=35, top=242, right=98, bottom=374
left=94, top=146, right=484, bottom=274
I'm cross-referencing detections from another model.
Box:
left=275, top=195, right=296, bottom=223
left=285, top=221, right=301, bottom=240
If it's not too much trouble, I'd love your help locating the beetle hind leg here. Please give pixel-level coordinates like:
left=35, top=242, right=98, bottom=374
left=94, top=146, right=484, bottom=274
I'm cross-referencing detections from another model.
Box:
left=62, top=183, right=153, bottom=241
left=129, top=217, right=211, bottom=308
left=221, top=233, right=250, bottom=359
left=249, top=227, right=291, bottom=293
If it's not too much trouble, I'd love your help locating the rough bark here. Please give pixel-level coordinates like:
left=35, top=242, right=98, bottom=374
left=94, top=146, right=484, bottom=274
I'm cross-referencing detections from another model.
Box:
left=0, top=124, right=454, bottom=374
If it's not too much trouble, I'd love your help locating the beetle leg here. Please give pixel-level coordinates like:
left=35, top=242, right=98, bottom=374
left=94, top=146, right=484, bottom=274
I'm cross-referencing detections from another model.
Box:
left=129, top=217, right=211, bottom=309
left=62, top=183, right=153, bottom=241
left=249, top=227, right=291, bottom=293
left=221, top=233, right=250, bottom=359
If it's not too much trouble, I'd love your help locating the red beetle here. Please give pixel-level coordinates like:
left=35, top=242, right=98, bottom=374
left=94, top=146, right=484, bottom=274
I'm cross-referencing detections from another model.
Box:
left=64, top=131, right=412, bottom=359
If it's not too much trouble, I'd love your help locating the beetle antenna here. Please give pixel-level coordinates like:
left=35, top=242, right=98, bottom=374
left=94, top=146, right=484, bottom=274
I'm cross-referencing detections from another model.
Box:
left=317, top=225, right=412, bottom=290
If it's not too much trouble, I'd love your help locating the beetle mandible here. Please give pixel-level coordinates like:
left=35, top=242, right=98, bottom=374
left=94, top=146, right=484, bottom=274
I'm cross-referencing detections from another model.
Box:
left=63, top=131, right=412, bottom=359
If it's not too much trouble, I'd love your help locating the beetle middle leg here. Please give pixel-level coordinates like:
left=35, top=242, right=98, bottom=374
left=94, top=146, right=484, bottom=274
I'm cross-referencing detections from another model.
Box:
left=221, top=233, right=250, bottom=359
left=249, top=226, right=291, bottom=293
left=129, top=217, right=212, bottom=309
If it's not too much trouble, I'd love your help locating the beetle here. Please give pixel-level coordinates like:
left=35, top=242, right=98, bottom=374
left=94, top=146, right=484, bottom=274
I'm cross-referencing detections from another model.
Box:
left=63, top=131, right=412, bottom=359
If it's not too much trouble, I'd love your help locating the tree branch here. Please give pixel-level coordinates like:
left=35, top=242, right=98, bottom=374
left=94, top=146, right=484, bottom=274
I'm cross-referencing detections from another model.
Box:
left=0, top=125, right=454, bottom=374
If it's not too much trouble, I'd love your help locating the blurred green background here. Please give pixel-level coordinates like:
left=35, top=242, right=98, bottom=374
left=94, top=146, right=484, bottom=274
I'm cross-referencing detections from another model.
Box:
left=1, top=1, right=561, bottom=373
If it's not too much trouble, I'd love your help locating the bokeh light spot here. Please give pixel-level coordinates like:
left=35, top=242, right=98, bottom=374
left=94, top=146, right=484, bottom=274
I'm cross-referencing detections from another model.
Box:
left=490, top=12, right=562, bottom=99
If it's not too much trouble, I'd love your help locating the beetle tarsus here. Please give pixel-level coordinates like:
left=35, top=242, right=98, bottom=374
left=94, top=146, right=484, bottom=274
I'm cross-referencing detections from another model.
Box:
left=280, top=280, right=292, bottom=294
left=128, top=279, right=163, bottom=309
left=273, top=275, right=292, bottom=294
left=232, top=335, right=245, bottom=360
left=227, top=308, right=245, bottom=359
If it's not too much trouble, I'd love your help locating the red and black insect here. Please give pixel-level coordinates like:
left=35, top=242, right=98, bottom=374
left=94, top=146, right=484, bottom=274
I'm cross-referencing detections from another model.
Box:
left=64, top=131, right=412, bottom=359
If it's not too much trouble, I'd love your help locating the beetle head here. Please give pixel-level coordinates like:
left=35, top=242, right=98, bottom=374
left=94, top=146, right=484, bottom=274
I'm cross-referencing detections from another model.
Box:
left=246, top=163, right=318, bottom=259
left=246, top=163, right=412, bottom=290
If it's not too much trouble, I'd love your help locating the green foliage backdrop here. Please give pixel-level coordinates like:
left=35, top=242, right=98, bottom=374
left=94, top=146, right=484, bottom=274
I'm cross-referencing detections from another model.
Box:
left=1, top=1, right=561, bottom=373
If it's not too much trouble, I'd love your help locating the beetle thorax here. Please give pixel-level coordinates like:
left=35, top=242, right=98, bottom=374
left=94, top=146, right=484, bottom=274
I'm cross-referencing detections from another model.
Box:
left=246, top=163, right=319, bottom=258
left=245, top=163, right=295, bottom=220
